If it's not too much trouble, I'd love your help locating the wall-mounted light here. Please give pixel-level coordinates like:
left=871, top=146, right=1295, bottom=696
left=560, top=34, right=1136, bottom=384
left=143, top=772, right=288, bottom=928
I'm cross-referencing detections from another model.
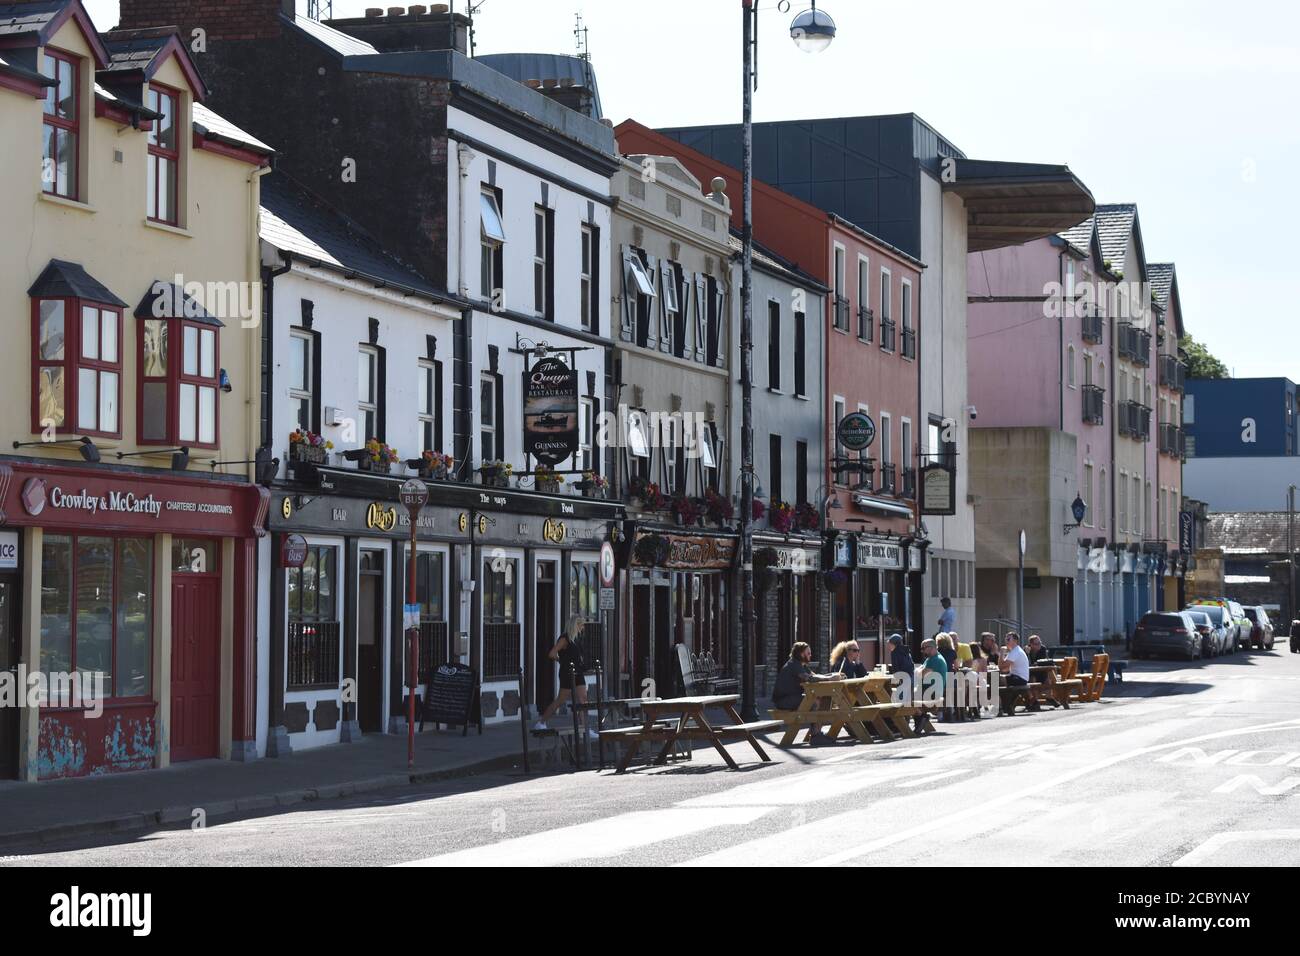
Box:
left=12, top=436, right=101, bottom=463
left=116, top=446, right=190, bottom=470
left=219, top=368, right=232, bottom=394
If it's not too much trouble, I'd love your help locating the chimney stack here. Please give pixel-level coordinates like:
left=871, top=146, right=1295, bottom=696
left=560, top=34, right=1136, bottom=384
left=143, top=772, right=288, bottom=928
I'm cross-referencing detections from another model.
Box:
left=326, top=6, right=470, bottom=55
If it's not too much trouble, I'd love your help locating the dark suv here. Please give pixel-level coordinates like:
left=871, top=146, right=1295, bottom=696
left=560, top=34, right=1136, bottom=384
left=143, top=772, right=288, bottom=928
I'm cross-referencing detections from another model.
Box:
left=1133, top=611, right=1201, bottom=661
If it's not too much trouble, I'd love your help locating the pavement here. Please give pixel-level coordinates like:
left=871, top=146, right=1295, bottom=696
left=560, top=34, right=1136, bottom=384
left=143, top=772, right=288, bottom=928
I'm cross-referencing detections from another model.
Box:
left=0, top=722, right=531, bottom=850
left=4, top=647, right=1300, bottom=866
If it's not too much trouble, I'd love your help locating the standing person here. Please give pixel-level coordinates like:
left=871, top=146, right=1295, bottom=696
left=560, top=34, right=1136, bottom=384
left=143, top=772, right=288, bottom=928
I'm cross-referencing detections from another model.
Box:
left=1000, top=633, right=1031, bottom=716
left=830, top=641, right=868, bottom=678
left=887, top=634, right=916, bottom=701
left=533, top=614, right=596, bottom=739
left=1291, top=620, right=1300, bottom=654
left=937, top=597, right=956, bottom=635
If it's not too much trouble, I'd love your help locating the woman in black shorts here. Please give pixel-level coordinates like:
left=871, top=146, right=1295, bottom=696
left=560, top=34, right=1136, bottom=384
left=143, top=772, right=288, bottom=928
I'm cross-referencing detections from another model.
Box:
left=533, top=614, right=595, bottom=738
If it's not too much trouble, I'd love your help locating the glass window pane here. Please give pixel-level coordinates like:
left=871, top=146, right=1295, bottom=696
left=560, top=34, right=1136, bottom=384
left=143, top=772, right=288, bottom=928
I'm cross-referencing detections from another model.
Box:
left=479, top=377, right=493, bottom=425
left=77, top=367, right=97, bottom=430
left=157, top=157, right=175, bottom=223
left=147, top=154, right=158, bottom=219
left=56, top=127, right=75, bottom=198
left=198, top=386, right=215, bottom=444
left=289, top=335, right=307, bottom=391
left=183, top=325, right=198, bottom=376
left=157, top=90, right=175, bottom=150
left=80, top=306, right=99, bottom=360
left=358, top=350, right=372, bottom=403
left=142, top=381, right=168, bottom=439
left=39, top=366, right=65, bottom=427
left=99, top=371, right=118, bottom=433
left=300, top=550, right=318, bottom=617
left=41, top=54, right=56, bottom=113
left=39, top=300, right=65, bottom=359
left=418, top=365, right=430, bottom=415
left=199, top=328, right=215, bottom=379
left=179, top=383, right=196, bottom=441
left=143, top=319, right=167, bottom=377
left=40, top=534, right=73, bottom=675
left=101, top=310, right=117, bottom=363
left=58, top=58, right=75, bottom=120
left=115, top=538, right=153, bottom=698
left=480, top=192, right=505, bottom=242
left=76, top=537, right=113, bottom=687
left=318, top=548, right=334, bottom=614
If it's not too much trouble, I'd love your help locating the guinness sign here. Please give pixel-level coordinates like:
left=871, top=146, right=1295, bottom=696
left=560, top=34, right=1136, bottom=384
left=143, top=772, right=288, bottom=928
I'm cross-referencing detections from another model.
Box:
left=523, top=356, right=579, bottom=465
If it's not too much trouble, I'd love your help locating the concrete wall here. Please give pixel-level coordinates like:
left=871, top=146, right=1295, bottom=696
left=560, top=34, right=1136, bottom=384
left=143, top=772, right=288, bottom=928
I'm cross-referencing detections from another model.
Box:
left=1184, top=456, right=1300, bottom=513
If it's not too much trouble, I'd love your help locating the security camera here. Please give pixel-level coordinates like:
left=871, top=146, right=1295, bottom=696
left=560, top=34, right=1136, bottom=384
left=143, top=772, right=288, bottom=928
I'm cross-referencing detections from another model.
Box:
left=967, top=406, right=978, bottom=421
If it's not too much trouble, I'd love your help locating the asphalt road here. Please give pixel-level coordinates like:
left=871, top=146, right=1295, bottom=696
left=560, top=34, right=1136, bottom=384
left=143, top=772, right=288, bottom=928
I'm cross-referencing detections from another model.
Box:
left=6, top=647, right=1300, bottom=867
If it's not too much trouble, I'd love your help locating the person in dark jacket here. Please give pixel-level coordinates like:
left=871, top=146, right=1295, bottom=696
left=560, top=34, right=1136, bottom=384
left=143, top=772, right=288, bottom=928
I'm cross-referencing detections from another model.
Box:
left=830, top=641, right=868, bottom=678
left=772, top=642, right=835, bottom=745
left=1291, top=620, right=1300, bottom=654
left=887, top=634, right=915, bottom=704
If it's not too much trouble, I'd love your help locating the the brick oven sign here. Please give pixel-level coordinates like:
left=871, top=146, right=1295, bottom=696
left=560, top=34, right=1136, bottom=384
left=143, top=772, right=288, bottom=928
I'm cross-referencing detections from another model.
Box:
left=523, top=356, right=579, bottom=466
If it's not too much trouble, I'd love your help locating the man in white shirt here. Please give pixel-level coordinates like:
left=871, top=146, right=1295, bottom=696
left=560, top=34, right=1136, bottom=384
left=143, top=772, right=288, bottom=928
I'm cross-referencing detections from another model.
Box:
left=999, top=633, right=1031, bottom=715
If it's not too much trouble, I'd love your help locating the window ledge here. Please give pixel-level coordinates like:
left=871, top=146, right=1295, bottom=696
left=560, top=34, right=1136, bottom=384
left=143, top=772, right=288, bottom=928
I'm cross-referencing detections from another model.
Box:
left=39, top=192, right=96, bottom=214
left=794, top=393, right=811, bottom=401
left=832, top=326, right=850, bottom=336
left=144, top=218, right=192, bottom=239
left=767, top=387, right=784, bottom=395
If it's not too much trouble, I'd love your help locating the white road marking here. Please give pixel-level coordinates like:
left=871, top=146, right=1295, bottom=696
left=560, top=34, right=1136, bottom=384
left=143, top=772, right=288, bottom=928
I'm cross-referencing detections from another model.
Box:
left=896, top=769, right=972, bottom=788
left=394, top=806, right=775, bottom=866
left=1211, top=775, right=1300, bottom=795
left=1174, top=830, right=1300, bottom=867
left=806, top=718, right=1300, bottom=866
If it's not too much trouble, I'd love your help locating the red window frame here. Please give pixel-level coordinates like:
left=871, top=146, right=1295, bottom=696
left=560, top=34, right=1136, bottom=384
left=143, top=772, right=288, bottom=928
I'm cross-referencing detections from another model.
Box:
left=39, top=532, right=155, bottom=707
left=138, top=318, right=220, bottom=449
left=146, top=82, right=180, bottom=225
left=40, top=48, right=79, bottom=200
left=30, top=296, right=123, bottom=439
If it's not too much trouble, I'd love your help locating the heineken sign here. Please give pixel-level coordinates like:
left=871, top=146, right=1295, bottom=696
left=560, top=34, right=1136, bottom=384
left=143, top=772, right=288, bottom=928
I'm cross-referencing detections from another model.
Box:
left=523, top=356, right=579, bottom=466
left=837, top=412, right=876, bottom=452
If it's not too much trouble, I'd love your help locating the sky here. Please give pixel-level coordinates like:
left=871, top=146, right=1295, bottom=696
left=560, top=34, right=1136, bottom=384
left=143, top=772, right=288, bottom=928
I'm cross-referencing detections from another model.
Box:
left=82, top=0, right=1299, bottom=380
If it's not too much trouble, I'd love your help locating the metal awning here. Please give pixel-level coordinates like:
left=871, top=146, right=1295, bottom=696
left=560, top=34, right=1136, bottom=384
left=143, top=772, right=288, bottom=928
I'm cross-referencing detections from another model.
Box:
left=944, top=159, right=1095, bottom=252
left=852, top=493, right=913, bottom=519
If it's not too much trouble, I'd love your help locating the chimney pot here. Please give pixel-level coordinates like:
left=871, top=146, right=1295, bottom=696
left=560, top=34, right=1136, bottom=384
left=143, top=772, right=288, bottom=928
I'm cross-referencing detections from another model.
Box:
left=388, top=6, right=405, bottom=16
left=430, top=3, right=450, bottom=11
left=524, top=78, right=543, bottom=88
left=542, top=78, right=559, bottom=89
left=365, top=7, right=384, bottom=16
left=408, top=3, right=428, bottom=13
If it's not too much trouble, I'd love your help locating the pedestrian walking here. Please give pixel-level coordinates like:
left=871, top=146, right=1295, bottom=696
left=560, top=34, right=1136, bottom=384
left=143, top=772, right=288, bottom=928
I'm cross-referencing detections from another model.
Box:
left=533, top=614, right=597, bottom=739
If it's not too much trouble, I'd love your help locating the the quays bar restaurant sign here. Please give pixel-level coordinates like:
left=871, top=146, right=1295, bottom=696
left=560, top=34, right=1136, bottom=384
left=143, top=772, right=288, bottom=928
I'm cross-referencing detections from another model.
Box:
left=0, top=462, right=267, bottom=536
left=523, top=356, right=579, bottom=466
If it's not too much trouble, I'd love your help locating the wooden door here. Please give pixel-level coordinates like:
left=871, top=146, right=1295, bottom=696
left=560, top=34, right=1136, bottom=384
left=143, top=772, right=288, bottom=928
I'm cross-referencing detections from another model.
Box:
left=171, top=575, right=221, bottom=761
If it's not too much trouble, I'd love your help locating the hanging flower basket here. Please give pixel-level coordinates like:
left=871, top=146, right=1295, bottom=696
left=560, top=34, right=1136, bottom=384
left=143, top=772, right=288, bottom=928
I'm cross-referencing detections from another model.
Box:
left=751, top=498, right=767, bottom=522
left=534, top=465, right=565, bottom=494
left=770, top=501, right=795, bottom=534
left=704, top=488, right=734, bottom=525
left=671, top=494, right=703, bottom=527
left=795, top=502, right=821, bottom=532
left=344, top=439, right=398, bottom=474
left=634, top=534, right=671, bottom=567
left=629, top=476, right=667, bottom=511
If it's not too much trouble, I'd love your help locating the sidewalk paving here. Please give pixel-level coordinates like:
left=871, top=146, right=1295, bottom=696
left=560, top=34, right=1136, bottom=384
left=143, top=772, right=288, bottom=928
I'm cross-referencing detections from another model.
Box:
left=0, top=724, right=536, bottom=850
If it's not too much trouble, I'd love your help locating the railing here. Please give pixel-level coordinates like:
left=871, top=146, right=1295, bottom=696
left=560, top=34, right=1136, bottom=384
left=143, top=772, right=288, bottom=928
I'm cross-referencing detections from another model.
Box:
left=483, top=621, right=522, bottom=681
left=879, top=461, right=897, bottom=495
left=982, top=618, right=1045, bottom=644
left=1158, top=423, right=1186, bottom=459
left=1158, top=353, right=1186, bottom=392
left=880, top=317, right=896, bottom=352
left=287, top=620, right=341, bottom=689
left=901, top=466, right=916, bottom=498
left=1081, top=309, right=1104, bottom=343
left=1118, top=322, right=1151, bottom=366
left=857, top=305, right=874, bottom=342
left=1082, top=384, right=1105, bottom=425
left=1119, top=400, right=1152, bottom=440
left=833, top=295, right=851, bottom=332
left=901, top=326, right=916, bottom=359
left=418, top=620, right=450, bottom=681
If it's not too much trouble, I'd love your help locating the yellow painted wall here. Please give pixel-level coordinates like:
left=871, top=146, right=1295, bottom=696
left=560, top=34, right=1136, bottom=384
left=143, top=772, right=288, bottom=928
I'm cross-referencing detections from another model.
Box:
left=1, top=20, right=266, bottom=479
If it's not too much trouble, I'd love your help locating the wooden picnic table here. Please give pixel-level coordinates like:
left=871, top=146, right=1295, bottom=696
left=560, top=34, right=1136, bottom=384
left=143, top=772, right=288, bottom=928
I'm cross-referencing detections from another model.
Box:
left=601, top=695, right=781, bottom=773
left=770, top=673, right=924, bottom=745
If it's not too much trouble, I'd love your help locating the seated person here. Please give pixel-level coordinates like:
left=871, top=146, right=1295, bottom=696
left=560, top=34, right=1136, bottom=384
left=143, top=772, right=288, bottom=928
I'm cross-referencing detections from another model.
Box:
left=1026, top=634, right=1052, bottom=664
left=830, top=641, right=868, bottom=678
left=919, top=638, right=949, bottom=728
left=999, top=633, right=1031, bottom=715
left=887, top=633, right=916, bottom=702
left=773, top=642, right=835, bottom=744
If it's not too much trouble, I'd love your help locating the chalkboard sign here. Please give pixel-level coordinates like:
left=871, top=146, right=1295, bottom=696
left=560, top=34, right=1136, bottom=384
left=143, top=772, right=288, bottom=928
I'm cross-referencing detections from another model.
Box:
left=419, top=663, right=482, bottom=736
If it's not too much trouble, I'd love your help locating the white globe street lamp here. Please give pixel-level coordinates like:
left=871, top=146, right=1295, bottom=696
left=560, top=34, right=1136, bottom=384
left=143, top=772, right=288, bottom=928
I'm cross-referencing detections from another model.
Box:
left=790, top=4, right=837, bottom=53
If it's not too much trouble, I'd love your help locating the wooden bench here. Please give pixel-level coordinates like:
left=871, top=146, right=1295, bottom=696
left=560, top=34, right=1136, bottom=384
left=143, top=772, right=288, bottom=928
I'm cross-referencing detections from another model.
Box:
left=1000, top=681, right=1042, bottom=714
left=1075, top=653, right=1110, bottom=702
left=716, top=719, right=784, bottom=738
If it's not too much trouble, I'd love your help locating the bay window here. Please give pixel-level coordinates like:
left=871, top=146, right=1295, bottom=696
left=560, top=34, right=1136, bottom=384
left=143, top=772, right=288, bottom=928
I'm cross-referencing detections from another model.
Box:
left=146, top=84, right=179, bottom=225
left=31, top=297, right=122, bottom=438
left=136, top=308, right=220, bottom=448
left=41, top=50, right=79, bottom=200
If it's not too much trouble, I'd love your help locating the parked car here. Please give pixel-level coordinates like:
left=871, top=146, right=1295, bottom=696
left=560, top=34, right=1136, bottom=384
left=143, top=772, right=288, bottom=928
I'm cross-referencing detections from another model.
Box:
left=1191, top=599, right=1244, bottom=653
left=1133, top=611, right=1202, bottom=660
left=1242, top=606, right=1275, bottom=650
left=1186, top=603, right=1232, bottom=656
left=1226, top=600, right=1251, bottom=652
left=1184, top=609, right=1223, bottom=658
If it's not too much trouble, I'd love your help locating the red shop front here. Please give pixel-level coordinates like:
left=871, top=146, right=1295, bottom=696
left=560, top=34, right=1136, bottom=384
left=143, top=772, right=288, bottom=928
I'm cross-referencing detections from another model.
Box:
left=0, top=461, right=268, bottom=781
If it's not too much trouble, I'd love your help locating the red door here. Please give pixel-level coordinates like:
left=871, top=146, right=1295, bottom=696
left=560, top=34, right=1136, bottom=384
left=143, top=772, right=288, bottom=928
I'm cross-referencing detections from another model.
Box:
left=171, top=575, right=221, bottom=762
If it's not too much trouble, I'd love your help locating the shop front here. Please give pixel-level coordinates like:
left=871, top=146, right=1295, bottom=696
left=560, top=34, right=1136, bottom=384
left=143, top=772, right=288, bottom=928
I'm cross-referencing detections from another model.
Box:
left=620, top=524, right=736, bottom=700
left=265, top=466, right=622, bottom=749
left=852, top=534, right=910, bottom=667
left=0, top=460, right=266, bottom=781
left=752, top=533, right=824, bottom=685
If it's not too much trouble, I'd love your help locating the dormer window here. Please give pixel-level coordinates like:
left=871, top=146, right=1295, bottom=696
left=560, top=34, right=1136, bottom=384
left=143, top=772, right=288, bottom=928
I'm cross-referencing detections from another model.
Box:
left=146, top=84, right=180, bottom=225
left=40, top=49, right=80, bottom=200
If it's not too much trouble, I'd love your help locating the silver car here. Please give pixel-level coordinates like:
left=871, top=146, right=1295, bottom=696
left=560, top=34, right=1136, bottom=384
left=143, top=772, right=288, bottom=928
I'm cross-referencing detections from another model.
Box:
left=1185, top=604, right=1230, bottom=656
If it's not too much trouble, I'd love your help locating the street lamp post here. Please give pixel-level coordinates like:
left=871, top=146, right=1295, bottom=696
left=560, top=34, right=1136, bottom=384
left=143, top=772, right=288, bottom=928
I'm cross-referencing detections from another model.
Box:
left=738, top=0, right=836, bottom=720
left=1288, top=484, right=1296, bottom=626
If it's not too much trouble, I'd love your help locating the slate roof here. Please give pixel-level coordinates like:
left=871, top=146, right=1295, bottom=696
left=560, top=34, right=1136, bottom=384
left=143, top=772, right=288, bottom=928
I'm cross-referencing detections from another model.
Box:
left=259, top=173, right=452, bottom=303
left=1058, top=217, right=1094, bottom=257
left=192, top=102, right=274, bottom=154
left=134, top=282, right=224, bottom=327
left=1148, top=262, right=1174, bottom=310
left=101, top=27, right=174, bottom=73
left=288, top=13, right=379, bottom=57
left=1204, top=512, right=1297, bottom=554
left=27, top=259, right=128, bottom=306
left=1094, top=203, right=1137, bottom=271
left=0, top=1, right=63, bottom=38
left=727, top=233, right=830, bottom=294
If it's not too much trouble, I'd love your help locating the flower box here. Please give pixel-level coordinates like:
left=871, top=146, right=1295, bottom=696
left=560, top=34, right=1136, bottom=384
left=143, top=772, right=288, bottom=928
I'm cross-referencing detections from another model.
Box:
left=289, top=443, right=327, bottom=465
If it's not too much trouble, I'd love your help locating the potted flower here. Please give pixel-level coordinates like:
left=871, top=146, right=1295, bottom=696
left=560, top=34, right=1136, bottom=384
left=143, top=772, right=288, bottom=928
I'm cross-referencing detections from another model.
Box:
left=409, top=450, right=454, bottom=480
left=288, top=429, right=332, bottom=465
left=751, top=498, right=767, bottom=522
left=480, top=460, right=513, bottom=488
left=629, top=476, right=667, bottom=511
left=795, top=501, right=820, bottom=532
left=671, top=493, right=703, bottom=527
left=770, top=500, right=795, bottom=534
left=704, top=488, right=734, bottom=525
left=342, top=438, right=397, bottom=473
left=535, top=465, right=565, bottom=494
left=577, top=471, right=609, bottom=499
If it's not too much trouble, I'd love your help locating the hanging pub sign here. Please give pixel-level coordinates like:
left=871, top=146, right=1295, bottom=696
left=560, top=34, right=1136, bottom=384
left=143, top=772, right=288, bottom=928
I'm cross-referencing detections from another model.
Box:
left=281, top=533, right=309, bottom=568
left=837, top=412, right=876, bottom=452
left=523, top=355, right=579, bottom=466
left=920, top=463, right=956, bottom=516
left=1179, top=511, right=1195, bottom=553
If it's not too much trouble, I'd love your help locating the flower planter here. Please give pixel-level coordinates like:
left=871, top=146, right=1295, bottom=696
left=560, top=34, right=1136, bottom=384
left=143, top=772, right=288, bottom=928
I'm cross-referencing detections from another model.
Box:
left=290, top=443, right=327, bottom=465
left=420, top=466, right=450, bottom=481
left=359, top=458, right=391, bottom=475
left=537, top=479, right=560, bottom=495
left=481, top=468, right=510, bottom=489
left=581, top=486, right=605, bottom=500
